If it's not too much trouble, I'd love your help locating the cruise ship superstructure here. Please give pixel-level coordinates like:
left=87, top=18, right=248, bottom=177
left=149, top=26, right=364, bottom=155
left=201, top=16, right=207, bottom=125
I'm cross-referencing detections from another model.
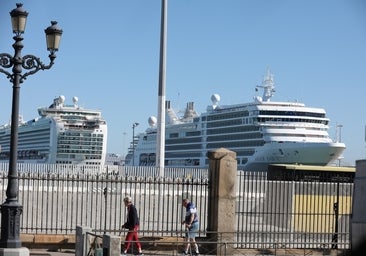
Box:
left=0, top=95, right=107, bottom=165
left=126, top=70, right=345, bottom=171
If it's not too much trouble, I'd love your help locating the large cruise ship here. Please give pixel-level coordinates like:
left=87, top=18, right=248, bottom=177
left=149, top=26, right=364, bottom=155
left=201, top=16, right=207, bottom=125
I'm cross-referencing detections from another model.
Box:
left=126, top=70, right=346, bottom=171
left=0, top=95, right=107, bottom=165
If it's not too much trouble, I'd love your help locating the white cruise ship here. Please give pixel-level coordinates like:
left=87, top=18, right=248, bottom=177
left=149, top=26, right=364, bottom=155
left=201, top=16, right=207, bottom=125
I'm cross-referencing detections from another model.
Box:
left=0, top=95, right=107, bottom=165
left=125, top=70, right=345, bottom=171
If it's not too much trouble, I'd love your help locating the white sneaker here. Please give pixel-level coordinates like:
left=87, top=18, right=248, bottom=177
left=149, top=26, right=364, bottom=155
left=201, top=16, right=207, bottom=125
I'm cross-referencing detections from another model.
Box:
left=194, top=247, right=200, bottom=255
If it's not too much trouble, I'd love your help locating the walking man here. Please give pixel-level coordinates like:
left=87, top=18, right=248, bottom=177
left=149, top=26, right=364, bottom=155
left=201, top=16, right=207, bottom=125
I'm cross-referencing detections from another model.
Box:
left=121, top=196, right=143, bottom=255
left=181, top=198, right=200, bottom=255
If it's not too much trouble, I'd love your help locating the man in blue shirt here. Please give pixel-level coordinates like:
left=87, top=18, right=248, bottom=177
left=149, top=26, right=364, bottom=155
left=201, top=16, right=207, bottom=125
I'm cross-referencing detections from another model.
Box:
left=181, top=198, right=199, bottom=255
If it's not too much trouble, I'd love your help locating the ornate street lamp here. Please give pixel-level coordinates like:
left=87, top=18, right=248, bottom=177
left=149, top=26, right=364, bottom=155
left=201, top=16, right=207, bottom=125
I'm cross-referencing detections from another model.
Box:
left=132, top=122, right=139, bottom=166
left=0, top=3, right=62, bottom=248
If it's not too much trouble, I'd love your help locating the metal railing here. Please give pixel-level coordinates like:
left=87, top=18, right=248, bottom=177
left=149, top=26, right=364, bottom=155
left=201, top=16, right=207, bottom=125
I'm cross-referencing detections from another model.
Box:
left=85, top=232, right=103, bottom=256
left=0, top=163, right=353, bottom=249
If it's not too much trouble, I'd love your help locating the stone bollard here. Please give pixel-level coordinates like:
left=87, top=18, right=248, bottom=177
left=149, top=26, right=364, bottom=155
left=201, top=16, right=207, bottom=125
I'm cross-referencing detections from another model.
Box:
left=102, top=234, right=121, bottom=256
left=206, top=148, right=237, bottom=255
left=75, top=226, right=92, bottom=256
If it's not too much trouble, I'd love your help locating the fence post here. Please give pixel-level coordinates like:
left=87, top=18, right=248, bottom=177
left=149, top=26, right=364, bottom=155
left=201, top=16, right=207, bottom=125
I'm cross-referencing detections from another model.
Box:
left=351, top=160, right=366, bottom=253
left=102, top=234, right=120, bottom=256
left=75, top=226, right=92, bottom=256
left=206, top=148, right=237, bottom=255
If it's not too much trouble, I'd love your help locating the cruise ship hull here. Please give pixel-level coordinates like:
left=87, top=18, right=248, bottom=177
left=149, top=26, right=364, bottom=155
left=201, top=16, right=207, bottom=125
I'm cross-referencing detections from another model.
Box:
left=126, top=70, right=346, bottom=171
left=243, top=142, right=345, bottom=171
left=0, top=95, right=107, bottom=165
left=130, top=135, right=345, bottom=171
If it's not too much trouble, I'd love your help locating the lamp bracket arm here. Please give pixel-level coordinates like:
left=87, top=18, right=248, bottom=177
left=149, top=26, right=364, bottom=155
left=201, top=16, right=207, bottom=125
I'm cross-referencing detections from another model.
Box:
left=21, top=54, right=54, bottom=82
left=0, top=53, right=14, bottom=80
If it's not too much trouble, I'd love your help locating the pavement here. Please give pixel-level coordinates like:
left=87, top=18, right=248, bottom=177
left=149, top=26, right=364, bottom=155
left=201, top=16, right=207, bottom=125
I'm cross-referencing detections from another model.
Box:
left=29, top=249, right=75, bottom=256
left=24, top=235, right=349, bottom=256
left=28, top=247, right=347, bottom=256
left=20, top=232, right=350, bottom=255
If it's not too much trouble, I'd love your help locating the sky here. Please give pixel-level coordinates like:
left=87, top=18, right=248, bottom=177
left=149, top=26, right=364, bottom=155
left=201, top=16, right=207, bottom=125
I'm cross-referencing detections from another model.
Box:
left=0, top=0, right=365, bottom=167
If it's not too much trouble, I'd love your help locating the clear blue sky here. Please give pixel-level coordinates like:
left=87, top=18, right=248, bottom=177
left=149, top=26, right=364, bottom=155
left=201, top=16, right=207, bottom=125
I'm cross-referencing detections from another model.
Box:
left=0, top=0, right=365, bottom=166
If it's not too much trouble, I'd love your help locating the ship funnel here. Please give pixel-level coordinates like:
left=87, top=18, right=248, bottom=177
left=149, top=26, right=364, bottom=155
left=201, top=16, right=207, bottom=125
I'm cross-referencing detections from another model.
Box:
left=181, top=102, right=198, bottom=121
left=183, top=102, right=196, bottom=119
left=165, top=100, right=180, bottom=124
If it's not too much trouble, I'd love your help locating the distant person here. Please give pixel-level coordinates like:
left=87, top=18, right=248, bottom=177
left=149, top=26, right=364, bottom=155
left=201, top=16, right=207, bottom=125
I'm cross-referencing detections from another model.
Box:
left=181, top=198, right=200, bottom=255
left=121, top=196, right=143, bottom=255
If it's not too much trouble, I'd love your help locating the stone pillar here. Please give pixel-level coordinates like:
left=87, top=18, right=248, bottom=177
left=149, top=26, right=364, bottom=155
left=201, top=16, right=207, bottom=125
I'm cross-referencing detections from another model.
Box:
left=75, top=226, right=92, bottom=256
left=351, top=160, right=366, bottom=253
left=102, top=234, right=121, bottom=256
left=206, top=148, right=237, bottom=255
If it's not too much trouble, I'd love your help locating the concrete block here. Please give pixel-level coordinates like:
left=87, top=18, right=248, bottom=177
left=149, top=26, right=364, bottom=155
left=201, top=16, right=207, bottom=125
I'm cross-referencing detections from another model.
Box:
left=0, top=247, right=29, bottom=256
left=103, top=234, right=121, bottom=256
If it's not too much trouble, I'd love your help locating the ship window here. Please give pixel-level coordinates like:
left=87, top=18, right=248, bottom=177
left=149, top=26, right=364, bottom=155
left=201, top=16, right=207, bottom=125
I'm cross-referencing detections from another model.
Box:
left=169, top=133, right=179, bottom=138
left=206, top=125, right=259, bottom=135
left=256, top=116, right=328, bottom=125
left=166, top=144, right=202, bottom=150
left=166, top=137, right=201, bottom=144
left=241, top=158, right=248, bottom=164
left=207, top=110, right=249, bottom=121
left=206, top=132, right=262, bottom=142
left=207, top=140, right=264, bottom=149
left=206, top=119, right=242, bottom=128
left=186, top=131, right=200, bottom=136
left=259, top=110, right=326, bottom=118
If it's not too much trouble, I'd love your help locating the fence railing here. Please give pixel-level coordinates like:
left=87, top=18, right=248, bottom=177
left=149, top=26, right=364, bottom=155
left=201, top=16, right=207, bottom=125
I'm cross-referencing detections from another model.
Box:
left=0, top=163, right=353, bottom=249
left=236, top=171, right=353, bottom=249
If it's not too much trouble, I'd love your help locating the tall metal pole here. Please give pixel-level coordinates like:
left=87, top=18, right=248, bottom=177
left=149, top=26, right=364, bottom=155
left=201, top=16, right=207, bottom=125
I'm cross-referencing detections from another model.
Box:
left=331, top=179, right=340, bottom=249
left=0, top=4, right=62, bottom=249
left=103, top=186, right=107, bottom=235
left=122, top=132, right=127, bottom=157
left=336, top=124, right=343, bottom=166
left=132, top=125, right=135, bottom=166
left=132, top=122, right=139, bottom=166
left=156, top=0, right=167, bottom=176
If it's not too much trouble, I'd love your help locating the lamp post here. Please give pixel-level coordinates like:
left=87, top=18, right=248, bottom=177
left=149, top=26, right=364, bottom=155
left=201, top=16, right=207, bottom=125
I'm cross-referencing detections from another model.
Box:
left=132, top=122, right=139, bottom=166
left=336, top=124, right=343, bottom=166
left=336, top=124, right=343, bottom=143
left=122, top=131, right=127, bottom=157
left=0, top=3, right=62, bottom=248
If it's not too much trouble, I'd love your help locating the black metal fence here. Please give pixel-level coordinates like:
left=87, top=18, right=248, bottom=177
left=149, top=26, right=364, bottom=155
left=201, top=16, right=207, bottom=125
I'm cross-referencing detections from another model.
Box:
left=0, top=163, right=353, bottom=249
left=236, top=171, right=353, bottom=249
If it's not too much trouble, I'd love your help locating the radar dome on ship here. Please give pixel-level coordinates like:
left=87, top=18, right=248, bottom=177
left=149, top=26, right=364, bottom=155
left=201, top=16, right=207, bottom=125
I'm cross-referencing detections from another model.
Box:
left=148, top=116, right=157, bottom=127
left=59, top=95, right=65, bottom=103
left=72, top=96, right=79, bottom=104
left=211, top=94, right=220, bottom=104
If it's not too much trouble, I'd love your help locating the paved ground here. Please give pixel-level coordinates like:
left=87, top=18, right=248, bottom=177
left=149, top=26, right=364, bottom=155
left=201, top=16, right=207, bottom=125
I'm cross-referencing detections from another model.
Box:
left=25, top=236, right=350, bottom=256
left=28, top=247, right=348, bottom=256
left=29, top=249, right=74, bottom=256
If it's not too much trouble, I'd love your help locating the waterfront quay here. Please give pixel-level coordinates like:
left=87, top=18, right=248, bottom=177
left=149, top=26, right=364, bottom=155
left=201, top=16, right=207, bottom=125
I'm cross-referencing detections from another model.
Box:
left=0, top=154, right=362, bottom=255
